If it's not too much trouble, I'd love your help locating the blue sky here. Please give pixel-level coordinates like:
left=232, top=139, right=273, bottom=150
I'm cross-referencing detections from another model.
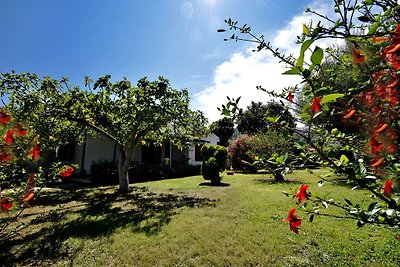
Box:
left=0, top=0, right=329, bottom=122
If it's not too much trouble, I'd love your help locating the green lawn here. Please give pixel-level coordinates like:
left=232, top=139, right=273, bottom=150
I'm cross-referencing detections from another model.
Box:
left=1, top=169, right=400, bottom=266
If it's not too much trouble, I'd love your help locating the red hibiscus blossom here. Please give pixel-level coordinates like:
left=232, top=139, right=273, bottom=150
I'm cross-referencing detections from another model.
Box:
left=370, top=157, right=384, bottom=167
left=352, top=48, right=365, bottom=64
left=310, top=97, right=322, bottom=113
left=370, top=136, right=383, bottom=155
left=343, top=108, right=356, bottom=119
left=29, top=145, right=40, bottom=161
left=3, top=130, right=14, bottom=145
left=0, top=150, right=11, bottom=162
left=296, top=184, right=309, bottom=204
left=20, top=192, right=34, bottom=207
left=60, top=166, right=74, bottom=178
left=1, top=197, right=13, bottom=212
left=0, top=110, right=11, bottom=124
left=283, top=208, right=302, bottom=234
left=287, top=91, right=294, bottom=103
left=374, top=123, right=388, bottom=133
left=382, top=180, right=394, bottom=197
left=387, top=144, right=397, bottom=154
left=14, top=123, right=28, bottom=137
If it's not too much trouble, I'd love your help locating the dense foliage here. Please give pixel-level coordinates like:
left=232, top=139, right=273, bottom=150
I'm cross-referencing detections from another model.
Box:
left=219, top=0, right=400, bottom=232
left=236, top=101, right=295, bottom=135
left=1, top=74, right=207, bottom=192
left=210, top=117, right=234, bottom=147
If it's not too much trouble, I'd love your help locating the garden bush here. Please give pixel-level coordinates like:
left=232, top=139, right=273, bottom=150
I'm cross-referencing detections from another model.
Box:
left=201, top=144, right=228, bottom=184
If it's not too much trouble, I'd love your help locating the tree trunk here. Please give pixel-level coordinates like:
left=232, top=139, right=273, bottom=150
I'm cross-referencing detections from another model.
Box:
left=117, top=146, right=132, bottom=193
left=273, top=170, right=285, bottom=182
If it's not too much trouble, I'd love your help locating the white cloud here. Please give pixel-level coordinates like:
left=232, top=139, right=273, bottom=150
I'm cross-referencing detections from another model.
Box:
left=192, top=0, right=340, bottom=123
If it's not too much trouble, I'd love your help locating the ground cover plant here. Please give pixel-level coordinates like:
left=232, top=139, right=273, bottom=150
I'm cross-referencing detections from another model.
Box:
left=1, top=170, right=399, bottom=266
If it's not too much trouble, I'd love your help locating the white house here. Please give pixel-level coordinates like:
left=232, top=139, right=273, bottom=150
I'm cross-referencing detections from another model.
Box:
left=59, top=134, right=219, bottom=175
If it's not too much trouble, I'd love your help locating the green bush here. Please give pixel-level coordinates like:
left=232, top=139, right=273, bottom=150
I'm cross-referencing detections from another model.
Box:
left=202, top=157, right=220, bottom=183
left=201, top=144, right=228, bottom=184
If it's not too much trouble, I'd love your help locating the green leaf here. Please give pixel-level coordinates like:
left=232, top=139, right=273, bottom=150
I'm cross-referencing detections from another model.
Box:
left=296, top=39, right=314, bottom=68
left=283, top=66, right=301, bottom=75
left=321, top=93, right=344, bottom=104
left=368, top=14, right=381, bottom=35
left=310, top=46, right=324, bottom=65
left=340, top=154, right=349, bottom=166
left=302, top=24, right=310, bottom=35
left=221, top=109, right=230, bottom=116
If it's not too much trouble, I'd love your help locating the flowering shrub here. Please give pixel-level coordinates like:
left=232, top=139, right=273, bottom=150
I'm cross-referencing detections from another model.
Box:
left=0, top=109, right=76, bottom=239
left=219, top=0, right=400, bottom=233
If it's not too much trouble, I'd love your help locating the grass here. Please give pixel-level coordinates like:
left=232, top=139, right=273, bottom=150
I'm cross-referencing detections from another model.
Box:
left=1, top=169, right=400, bottom=266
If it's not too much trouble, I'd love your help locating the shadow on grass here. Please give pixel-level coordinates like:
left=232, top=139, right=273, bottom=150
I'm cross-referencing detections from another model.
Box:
left=0, top=186, right=216, bottom=266
left=198, top=182, right=230, bottom=187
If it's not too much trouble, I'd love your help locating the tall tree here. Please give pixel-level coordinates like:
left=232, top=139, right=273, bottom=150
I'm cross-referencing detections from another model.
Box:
left=236, top=101, right=295, bottom=134
left=1, top=73, right=207, bottom=193
left=210, top=117, right=234, bottom=146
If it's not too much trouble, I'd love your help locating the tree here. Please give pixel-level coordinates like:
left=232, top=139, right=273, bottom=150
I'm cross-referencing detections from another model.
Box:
left=236, top=101, right=295, bottom=134
left=236, top=101, right=268, bottom=134
left=219, top=1, right=400, bottom=231
left=210, top=117, right=234, bottom=146
left=1, top=74, right=207, bottom=193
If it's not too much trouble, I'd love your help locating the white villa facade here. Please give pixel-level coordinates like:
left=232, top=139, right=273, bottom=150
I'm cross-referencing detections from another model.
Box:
left=59, top=134, right=219, bottom=175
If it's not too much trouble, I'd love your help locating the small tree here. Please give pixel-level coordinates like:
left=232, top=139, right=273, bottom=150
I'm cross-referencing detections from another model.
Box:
left=1, top=74, right=207, bottom=193
left=227, top=134, right=255, bottom=172
left=244, top=130, right=295, bottom=182
left=201, top=144, right=228, bottom=184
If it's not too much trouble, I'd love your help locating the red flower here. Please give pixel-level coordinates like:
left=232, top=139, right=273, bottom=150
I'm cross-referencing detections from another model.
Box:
left=387, top=144, right=397, bottom=154
left=352, top=48, right=365, bottom=64
left=370, top=157, right=384, bottom=167
left=287, top=91, right=294, bottom=103
left=0, top=110, right=10, bottom=124
left=283, top=208, right=302, bottom=234
left=27, top=173, right=35, bottom=188
left=382, top=180, right=394, bottom=197
left=296, top=184, right=309, bottom=204
left=387, top=129, right=397, bottom=140
left=370, top=136, right=383, bottom=155
left=1, top=197, right=13, bottom=212
left=3, top=130, right=14, bottom=145
left=342, top=108, right=356, bottom=119
left=29, top=145, right=40, bottom=161
left=60, top=166, right=74, bottom=178
left=310, top=97, right=322, bottom=113
left=0, top=150, right=11, bottom=161
left=14, top=123, right=28, bottom=137
left=19, top=192, right=34, bottom=207
left=374, top=123, right=388, bottom=133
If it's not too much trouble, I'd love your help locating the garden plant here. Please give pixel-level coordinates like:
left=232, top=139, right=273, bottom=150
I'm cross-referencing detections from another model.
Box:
left=219, top=0, right=400, bottom=233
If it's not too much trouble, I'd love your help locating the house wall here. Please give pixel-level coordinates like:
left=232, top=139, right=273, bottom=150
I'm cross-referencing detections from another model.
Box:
left=188, top=134, right=220, bottom=166
left=69, top=137, right=142, bottom=175
left=69, top=134, right=219, bottom=174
